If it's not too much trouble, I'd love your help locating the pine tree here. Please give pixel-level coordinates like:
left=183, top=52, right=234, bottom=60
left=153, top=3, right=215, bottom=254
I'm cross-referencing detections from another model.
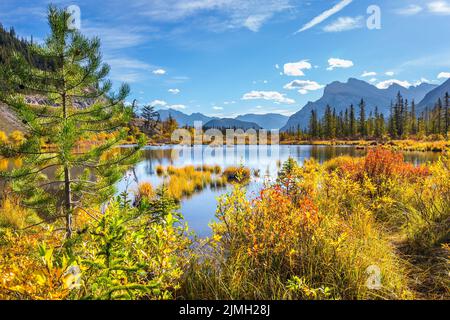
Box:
left=309, top=109, right=319, bottom=138
left=411, top=100, right=417, bottom=135
left=141, top=104, right=159, bottom=132
left=436, top=98, right=443, bottom=135
left=0, top=6, right=144, bottom=237
left=445, top=92, right=449, bottom=137
left=323, top=105, right=333, bottom=139
left=349, top=104, right=356, bottom=138
left=358, top=99, right=366, bottom=137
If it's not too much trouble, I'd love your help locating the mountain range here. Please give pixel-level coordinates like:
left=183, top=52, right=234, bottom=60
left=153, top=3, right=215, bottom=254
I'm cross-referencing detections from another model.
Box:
left=156, top=78, right=450, bottom=133
left=235, top=113, right=288, bottom=130
left=157, top=109, right=288, bottom=130
left=204, top=118, right=262, bottom=130
left=417, top=78, right=450, bottom=111
left=281, top=78, right=444, bottom=132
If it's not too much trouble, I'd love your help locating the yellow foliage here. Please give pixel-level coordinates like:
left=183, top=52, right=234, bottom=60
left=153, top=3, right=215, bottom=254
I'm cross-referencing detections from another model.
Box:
left=0, top=131, right=8, bottom=144
left=8, top=131, right=25, bottom=145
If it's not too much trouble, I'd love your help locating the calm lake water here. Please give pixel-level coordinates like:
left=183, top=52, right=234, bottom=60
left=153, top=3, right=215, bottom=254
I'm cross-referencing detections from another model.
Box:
left=117, top=145, right=440, bottom=237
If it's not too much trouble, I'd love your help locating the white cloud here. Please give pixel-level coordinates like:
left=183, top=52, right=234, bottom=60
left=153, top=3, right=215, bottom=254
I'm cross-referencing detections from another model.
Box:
left=212, top=106, right=223, bottom=110
left=385, top=71, right=395, bottom=76
left=437, top=72, right=450, bottom=79
left=149, top=100, right=186, bottom=110
left=414, top=78, right=431, bottom=86
left=295, top=0, right=353, bottom=33
left=395, top=5, right=423, bottom=15
left=149, top=100, right=168, bottom=107
left=283, top=60, right=312, bottom=76
left=275, top=64, right=280, bottom=69
left=376, top=79, right=412, bottom=89
left=83, top=24, right=151, bottom=50
left=169, top=104, right=186, bottom=110
left=283, top=80, right=324, bottom=94
left=244, top=14, right=270, bottom=32
left=170, top=104, right=186, bottom=110
left=323, top=16, right=363, bottom=32
left=242, top=91, right=295, bottom=104
left=428, top=1, right=450, bottom=14
left=106, top=57, right=157, bottom=83
left=369, top=78, right=377, bottom=83
left=153, top=69, right=167, bottom=75
left=168, top=88, right=180, bottom=94
left=361, top=71, right=377, bottom=77
left=327, top=58, right=354, bottom=71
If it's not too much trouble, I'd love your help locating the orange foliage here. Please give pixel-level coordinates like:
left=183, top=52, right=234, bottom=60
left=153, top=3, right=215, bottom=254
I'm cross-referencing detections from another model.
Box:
left=244, top=186, right=319, bottom=257
left=341, top=148, right=430, bottom=183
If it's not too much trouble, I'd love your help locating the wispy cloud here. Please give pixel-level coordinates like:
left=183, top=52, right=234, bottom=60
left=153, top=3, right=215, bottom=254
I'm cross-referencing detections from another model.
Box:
left=134, top=0, right=292, bottom=32
left=323, top=16, right=363, bottom=32
left=105, top=57, right=157, bottom=83
left=327, top=58, right=354, bottom=71
left=295, top=0, right=353, bottom=33
left=361, top=71, right=377, bottom=77
left=428, top=1, right=450, bottom=15
left=242, top=91, right=295, bottom=104
left=149, top=100, right=186, bottom=110
left=83, top=23, right=153, bottom=50
left=394, top=4, right=423, bottom=16
left=283, top=80, right=324, bottom=94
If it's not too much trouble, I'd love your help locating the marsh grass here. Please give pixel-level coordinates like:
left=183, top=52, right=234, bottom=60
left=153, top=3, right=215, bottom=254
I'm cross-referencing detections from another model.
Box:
left=157, top=165, right=222, bottom=201
left=181, top=149, right=449, bottom=300
left=222, top=166, right=251, bottom=183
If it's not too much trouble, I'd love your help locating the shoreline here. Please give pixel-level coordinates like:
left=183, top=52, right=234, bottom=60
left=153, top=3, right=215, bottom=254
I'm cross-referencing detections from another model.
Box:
left=142, top=139, right=449, bottom=153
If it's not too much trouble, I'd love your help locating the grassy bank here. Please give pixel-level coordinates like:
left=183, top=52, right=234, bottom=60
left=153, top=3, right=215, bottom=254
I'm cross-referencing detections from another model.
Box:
left=1, top=149, right=449, bottom=300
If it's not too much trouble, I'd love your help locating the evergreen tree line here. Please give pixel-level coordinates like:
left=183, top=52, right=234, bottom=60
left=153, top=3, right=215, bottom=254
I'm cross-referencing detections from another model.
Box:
left=0, top=23, right=56, bottom=71
left=297, top=92, right=450, bottom=140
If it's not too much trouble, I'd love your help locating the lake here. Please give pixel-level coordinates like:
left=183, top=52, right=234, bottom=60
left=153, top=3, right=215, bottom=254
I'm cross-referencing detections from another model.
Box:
left=117, top=145, right=440, bottom=237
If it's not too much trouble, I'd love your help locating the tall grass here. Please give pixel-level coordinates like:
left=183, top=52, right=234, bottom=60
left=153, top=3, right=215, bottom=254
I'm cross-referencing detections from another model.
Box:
left=182, top=149, right=450, bottom=300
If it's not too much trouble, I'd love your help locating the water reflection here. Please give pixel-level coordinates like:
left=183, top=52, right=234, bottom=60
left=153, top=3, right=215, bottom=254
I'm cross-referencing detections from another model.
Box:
left=118, top=145, right=440, bottom=237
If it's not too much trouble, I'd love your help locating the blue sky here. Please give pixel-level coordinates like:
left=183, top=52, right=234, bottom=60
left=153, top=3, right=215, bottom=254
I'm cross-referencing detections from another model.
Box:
left=1, top=0, right=450, bottom=117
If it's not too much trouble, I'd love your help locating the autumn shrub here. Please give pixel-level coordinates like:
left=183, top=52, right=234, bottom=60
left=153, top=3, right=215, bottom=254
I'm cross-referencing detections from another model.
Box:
left=323, top=155, right=359, bottom=173
left=0, top=195, right=39, bottom=229
left=8, top=131, right=25, bottom=146
left=183, top=166, right=411, bottom=299
left=0, top=157, right=9, bottom=171
left=222, top=166, right=251, bottom=183
left=402, top=157, right=450, bottom=250
left=0, top=224, right=75, bottom=300
left=0, top=131, right=8, bottom=144
left=67, top=192, right=191, bottom=299
left=0, top=188, right=193, bottom=300
left=340, top=148, right=430, bottom=184
left=156, top=165, right=165, bottom=176
left=133, top=182, right=155, bottom=207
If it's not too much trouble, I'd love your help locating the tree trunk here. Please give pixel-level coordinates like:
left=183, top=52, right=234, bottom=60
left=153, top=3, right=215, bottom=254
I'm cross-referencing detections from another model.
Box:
left=64, top=165, right=73, bottom=238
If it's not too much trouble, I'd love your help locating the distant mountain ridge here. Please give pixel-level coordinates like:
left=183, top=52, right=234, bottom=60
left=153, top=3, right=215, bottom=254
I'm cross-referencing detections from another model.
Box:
left=156, top=109, right=287, bottom=129
left=417, top=78, right=450, bottom=112
left=281, top=78, right=438, bottom=132
left=204, top=118, right=262, bottom=130
left=235, top=113, right=288, bottom=130
left=157, top=108, right=215, bottom=127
